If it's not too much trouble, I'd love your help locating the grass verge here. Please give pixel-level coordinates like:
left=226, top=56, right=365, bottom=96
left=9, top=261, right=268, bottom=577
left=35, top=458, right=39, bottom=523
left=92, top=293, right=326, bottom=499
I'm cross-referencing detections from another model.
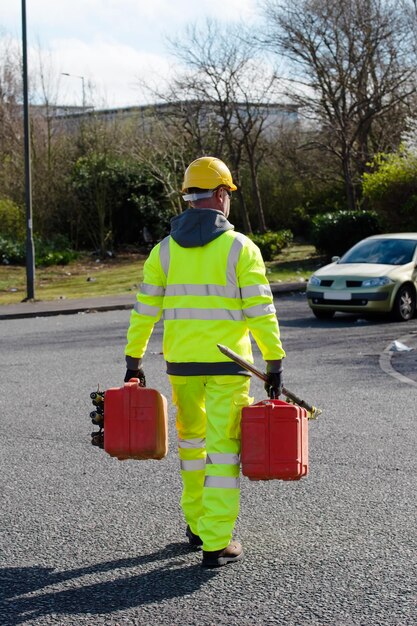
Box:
left=266, top=244, right=325, bottom=283
left=0, top=244, right=324, bottom=306
left=0, top=253, right=145, bottom=306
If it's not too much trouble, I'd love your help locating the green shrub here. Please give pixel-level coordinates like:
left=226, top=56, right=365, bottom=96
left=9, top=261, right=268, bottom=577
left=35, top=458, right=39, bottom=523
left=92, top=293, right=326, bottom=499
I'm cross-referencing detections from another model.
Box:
left=249, top=230, right=293, bottom=261
left=71, top=155, right=173, bottom=253
left=363, top=150, right=417, bottom=231
left=0, top=198, right=26, bottom=240
left=311, top=211, right=381, bottom=258
left=36, top=235, right=79, bottom=267
left=0, top=235, right=78, bottom=266
left=0, top=237, right=25, bottom=264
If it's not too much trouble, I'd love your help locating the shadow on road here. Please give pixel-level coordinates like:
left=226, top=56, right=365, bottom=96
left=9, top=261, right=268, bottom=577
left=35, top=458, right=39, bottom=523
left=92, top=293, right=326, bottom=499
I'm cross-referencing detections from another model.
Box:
left=0, top=542, right=216, bottom=625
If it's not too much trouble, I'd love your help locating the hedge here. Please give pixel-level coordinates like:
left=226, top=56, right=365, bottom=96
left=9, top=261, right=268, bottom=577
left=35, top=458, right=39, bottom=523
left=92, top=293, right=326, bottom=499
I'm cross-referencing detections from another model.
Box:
left=311, top=211, right=381, bottom=258
left=249, top=230, right=293, bottom=261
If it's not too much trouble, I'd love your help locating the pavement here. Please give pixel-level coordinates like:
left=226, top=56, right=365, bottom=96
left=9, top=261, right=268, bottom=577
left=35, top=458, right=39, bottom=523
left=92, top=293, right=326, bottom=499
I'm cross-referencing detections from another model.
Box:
left=0, top=281, right=307, bottom=320
left=0, top=294, right=138, bottom=320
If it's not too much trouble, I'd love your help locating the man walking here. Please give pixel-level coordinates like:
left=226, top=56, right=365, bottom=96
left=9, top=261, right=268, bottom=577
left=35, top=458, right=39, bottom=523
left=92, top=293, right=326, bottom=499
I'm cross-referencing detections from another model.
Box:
left=124, top=156, right=285, bottom=567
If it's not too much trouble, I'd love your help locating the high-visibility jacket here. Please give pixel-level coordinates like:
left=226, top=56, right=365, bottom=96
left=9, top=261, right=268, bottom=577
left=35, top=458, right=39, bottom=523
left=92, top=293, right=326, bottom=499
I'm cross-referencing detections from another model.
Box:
left=125, top=208, right=285, bottom=374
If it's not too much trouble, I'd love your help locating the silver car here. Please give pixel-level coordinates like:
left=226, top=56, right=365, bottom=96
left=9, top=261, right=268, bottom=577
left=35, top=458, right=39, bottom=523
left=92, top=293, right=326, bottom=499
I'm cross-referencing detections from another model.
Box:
left=306, top=233, right=417, bottom=321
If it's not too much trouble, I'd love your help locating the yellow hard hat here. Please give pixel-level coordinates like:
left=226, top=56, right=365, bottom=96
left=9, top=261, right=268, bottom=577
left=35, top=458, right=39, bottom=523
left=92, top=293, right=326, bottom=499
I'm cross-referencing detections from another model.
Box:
left=182, top=156, right=237, bottom=193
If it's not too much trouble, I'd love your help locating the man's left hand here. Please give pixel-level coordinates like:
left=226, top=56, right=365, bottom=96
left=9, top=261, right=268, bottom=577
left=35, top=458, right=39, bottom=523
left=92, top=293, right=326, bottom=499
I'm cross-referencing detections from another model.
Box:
left=264, top=362, right=283, bottom=399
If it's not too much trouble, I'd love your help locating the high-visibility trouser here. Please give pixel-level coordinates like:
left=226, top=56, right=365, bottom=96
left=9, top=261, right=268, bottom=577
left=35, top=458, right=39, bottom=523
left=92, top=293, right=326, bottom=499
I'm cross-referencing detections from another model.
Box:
left=169, top=374, right=251, bottom=552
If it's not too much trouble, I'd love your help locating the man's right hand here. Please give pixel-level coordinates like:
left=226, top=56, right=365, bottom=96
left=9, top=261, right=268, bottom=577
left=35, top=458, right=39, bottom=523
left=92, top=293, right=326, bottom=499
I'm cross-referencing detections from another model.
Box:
left=124, top=368, right=146, bottom=387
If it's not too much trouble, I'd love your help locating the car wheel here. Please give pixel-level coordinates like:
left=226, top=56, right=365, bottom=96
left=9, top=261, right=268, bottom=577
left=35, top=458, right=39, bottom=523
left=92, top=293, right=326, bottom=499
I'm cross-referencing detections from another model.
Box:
left=391, top=285, right=416, bottom=321
left=312, top=308, right=335, bottom=320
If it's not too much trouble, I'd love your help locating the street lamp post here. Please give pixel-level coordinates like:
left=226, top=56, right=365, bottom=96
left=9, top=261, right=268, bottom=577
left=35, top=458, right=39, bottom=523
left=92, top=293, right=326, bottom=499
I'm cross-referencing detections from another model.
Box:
left=21, top=0, right=35, bottom=300
left=61, top=72, right=86, bottom=109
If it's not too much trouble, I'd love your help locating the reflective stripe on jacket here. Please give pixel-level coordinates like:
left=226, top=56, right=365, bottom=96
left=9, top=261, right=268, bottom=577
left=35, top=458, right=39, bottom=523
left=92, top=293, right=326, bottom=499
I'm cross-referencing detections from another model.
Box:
left=125, top=228, right=285, bottom=373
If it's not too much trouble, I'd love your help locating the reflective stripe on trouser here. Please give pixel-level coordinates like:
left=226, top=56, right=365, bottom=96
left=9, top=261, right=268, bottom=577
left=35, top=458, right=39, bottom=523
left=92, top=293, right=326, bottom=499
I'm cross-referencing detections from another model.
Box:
left=169, top=374, right=251, bottom=551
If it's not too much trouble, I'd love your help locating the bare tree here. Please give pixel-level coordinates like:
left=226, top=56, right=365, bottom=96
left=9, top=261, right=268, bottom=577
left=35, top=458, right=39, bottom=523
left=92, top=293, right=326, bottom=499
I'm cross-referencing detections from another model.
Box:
left=166, top=19, right=285, bottom=233
left=262, top=0, right=417, bottom=210
left=120, top=104, right=194, bottom=217
left=0, top=35, right=79, bottom=240
left=400, top=0, right=417, bottom=53
left=0, top=35, right=25, bottom=206
left=28, top=46, right=81, bottom=237
left=402, top=117, right=417, bottom=153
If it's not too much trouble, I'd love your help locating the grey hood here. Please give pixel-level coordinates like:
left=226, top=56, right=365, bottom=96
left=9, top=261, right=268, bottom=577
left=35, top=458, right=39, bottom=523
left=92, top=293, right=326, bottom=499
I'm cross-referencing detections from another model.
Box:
left=170, top=208, right=234, bottom=248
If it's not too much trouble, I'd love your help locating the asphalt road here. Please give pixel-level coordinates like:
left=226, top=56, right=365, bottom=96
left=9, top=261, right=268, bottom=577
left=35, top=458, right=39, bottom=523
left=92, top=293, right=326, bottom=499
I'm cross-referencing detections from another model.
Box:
left=1, top=293, right=416, bottom=626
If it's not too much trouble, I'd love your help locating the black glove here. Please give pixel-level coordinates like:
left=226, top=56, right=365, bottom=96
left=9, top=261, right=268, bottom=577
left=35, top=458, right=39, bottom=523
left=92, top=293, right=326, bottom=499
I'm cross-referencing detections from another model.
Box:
left=264, top=364, right=283, bottom=399
left=124, top=368, right=146, bottom=387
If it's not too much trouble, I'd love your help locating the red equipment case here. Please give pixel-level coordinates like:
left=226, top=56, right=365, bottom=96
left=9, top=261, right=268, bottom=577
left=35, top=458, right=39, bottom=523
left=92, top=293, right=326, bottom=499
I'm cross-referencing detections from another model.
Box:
left=241, top=399, right=308, bottom=481
left=104, top=379, right=168, bottom=460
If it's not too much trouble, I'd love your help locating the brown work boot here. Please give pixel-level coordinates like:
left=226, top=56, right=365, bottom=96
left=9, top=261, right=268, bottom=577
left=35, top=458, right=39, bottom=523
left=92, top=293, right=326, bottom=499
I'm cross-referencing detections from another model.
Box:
left=186, top=525, right=203, bottom=549
left=202, top=541, right=244, bottom=568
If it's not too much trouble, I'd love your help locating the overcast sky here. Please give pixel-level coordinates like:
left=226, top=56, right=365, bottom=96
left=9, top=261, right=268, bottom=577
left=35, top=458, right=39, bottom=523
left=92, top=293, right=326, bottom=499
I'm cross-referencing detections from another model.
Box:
left=0, top=0, right=261, bottom=108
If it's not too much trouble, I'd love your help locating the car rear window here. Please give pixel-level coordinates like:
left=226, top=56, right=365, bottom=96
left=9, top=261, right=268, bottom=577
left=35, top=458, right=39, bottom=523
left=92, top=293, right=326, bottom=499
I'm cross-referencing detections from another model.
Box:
left=340, top=239, right=417, bottom=265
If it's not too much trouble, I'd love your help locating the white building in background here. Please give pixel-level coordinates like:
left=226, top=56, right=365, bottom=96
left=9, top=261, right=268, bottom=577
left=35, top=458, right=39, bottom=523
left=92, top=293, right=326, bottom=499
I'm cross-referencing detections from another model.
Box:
left=49, top=100, right=299, bottom=137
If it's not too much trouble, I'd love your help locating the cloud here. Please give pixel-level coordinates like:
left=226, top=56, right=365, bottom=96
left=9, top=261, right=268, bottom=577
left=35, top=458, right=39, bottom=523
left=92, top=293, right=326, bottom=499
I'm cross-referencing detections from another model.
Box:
left=48, top=38, right=178, bottom=107
left=0, top=0, right=261, bottom=107
left=1, top=0, right=259, bottom=45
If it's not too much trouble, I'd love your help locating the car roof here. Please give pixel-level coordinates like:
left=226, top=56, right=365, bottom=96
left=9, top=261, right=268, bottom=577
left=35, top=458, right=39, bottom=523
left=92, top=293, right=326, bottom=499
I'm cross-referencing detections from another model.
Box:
left=364, top=233, right=417, bottom=241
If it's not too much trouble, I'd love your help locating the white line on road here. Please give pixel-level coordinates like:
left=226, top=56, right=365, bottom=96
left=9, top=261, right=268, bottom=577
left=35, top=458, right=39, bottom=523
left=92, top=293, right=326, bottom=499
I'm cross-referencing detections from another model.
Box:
left=379, top=332, right=417, bottom=388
